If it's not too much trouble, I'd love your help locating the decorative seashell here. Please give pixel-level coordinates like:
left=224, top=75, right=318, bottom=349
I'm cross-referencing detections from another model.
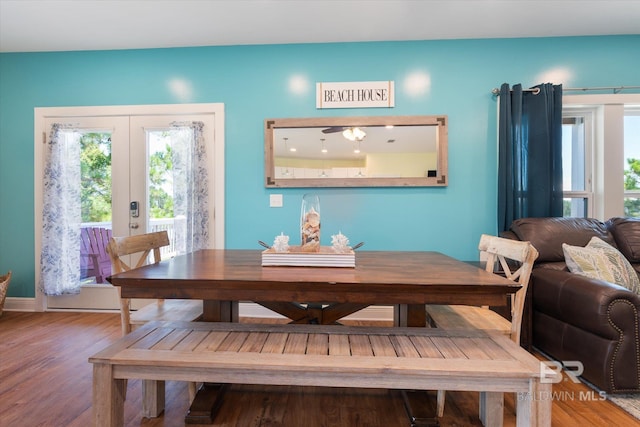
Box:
left=273, top=232, right=290, bottom=253
left=331, top=232, right=350, bottom=253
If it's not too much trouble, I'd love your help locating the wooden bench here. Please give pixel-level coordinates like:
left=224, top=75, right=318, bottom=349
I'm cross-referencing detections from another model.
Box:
left=89, top=321, right=551, bottom=427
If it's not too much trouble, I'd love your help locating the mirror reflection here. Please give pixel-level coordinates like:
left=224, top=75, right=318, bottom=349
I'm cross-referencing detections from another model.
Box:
left=265, top=115, right=448, bottom=187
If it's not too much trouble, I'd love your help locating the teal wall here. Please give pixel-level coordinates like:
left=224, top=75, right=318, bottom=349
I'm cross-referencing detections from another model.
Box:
left=1, top=35, right=639, bottom=298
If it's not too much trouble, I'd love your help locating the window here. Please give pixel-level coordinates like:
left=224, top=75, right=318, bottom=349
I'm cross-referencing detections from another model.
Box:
left=624, top=111, right=640, bottom=217
left=562, top=94, right=640, bottom=219
left=562, top=112, right=593, bottom=217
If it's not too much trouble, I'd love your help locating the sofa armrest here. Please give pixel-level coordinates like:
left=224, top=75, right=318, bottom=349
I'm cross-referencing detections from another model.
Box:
left=532, top=268, right=640, bottom=340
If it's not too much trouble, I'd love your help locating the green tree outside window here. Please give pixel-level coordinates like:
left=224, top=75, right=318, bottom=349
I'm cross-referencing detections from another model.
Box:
left=625, top=157, right=640, bottom=217
left=80, top=133, right=174, bottom=222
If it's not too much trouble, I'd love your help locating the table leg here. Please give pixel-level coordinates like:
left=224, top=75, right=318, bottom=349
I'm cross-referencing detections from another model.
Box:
left=397, top=303, right=438, bottom=426
left=185, top=301, right=238, bottom=424
left=203, top=300, right=239, bottom=322
left=304, top=303, right=324, bottom=324
left=185, top=383, right=229, bottom=424
left=394, top=304, right=427, bottom=327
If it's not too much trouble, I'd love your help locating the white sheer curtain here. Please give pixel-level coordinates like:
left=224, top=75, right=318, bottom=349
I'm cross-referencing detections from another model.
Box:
left=40, top=124, right=82, bottom=295
left=170, top=121, right=210, bottom=254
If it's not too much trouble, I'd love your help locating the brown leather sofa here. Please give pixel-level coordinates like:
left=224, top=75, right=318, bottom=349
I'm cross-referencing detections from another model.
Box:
left=504, top=216, right=640, bottom=394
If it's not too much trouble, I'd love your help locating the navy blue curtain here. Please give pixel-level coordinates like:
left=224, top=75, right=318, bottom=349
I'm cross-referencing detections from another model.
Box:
left=497, top=83, right=564, bottom=232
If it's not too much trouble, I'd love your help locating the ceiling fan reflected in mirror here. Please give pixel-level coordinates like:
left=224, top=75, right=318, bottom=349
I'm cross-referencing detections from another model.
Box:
left=321, top=126, right=346, bottom=134
left=322, top=126, right=367, bottom=141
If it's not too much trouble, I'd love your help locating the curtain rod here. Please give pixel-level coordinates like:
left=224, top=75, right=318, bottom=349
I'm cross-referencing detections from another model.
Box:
left=562, top=86, right=640, bottom=93
left=491, top=87, right=540, bottom=95
left=491, top=85, right=640, bottom=95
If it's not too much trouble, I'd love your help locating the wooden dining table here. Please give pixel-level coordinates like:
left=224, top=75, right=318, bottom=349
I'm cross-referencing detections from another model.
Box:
left=108, top=249, right=520, bottom=327
left=107, top=249, right=521, bottom=425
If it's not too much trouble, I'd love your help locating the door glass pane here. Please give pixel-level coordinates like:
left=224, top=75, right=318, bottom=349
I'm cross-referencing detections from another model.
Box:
left=147, top=130, right=178, bottom=259
left=624, top=114, right=640, bottom=217
left=79, top=132, right=112, bottom=284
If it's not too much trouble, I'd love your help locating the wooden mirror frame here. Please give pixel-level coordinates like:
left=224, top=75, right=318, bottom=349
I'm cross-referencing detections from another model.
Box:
left=265, top=115, right=448, bottom=188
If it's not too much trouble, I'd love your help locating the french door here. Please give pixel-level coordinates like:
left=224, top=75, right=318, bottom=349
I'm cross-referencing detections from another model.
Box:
left=35, top=104, right=224, bottom=311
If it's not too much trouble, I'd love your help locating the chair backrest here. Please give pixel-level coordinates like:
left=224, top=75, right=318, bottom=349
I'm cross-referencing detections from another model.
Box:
left=478, top=234, right=539, bottom=344
left=107, top=231, right=170, bottom=273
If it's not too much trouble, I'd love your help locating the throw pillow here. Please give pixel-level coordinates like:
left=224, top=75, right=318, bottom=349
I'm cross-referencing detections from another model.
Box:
left=562, top=236, right=640, bottom=294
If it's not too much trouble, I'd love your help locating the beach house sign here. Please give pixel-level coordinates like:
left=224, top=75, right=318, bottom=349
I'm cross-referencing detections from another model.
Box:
left=316, top=81, right=395, bottom=109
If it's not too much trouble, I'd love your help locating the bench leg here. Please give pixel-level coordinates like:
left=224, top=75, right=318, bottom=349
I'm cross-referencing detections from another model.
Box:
left=142, top=379, right=165, bottom=418
left=93, top=364, right=125, bottom=427
left=535, top=382, right=552, bottom=426
left=479, top=391, right=503, bottom=427
left=515, top=381, right=551, bottom=427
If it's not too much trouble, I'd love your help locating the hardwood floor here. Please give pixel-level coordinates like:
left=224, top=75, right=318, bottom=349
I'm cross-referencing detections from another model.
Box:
left=0, top=311, right=637, bottom=426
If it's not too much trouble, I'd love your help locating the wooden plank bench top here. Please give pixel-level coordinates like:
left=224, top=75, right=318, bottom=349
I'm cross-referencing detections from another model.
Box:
left=90, top=321, right=550, bottom=427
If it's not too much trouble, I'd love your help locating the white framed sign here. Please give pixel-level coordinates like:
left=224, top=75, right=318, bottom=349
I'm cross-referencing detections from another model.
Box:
left=316, top=81, right=395, bottom=109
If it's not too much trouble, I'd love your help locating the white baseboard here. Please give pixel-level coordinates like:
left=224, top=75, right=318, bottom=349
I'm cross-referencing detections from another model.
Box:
left=3, top=298, right=395, bottom=322
left=3, top=297, right=38, bottom=312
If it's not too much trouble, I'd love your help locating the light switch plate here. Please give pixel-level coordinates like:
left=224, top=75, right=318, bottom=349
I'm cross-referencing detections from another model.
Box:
left=270, top=194, right=283, bottom=207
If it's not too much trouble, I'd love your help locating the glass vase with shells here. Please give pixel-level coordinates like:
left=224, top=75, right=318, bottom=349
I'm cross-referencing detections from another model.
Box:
left=300, top=194, right=321, bottom=252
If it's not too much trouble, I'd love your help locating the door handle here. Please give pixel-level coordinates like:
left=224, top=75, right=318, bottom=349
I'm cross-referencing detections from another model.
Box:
left=129, top=223, right=139, bottom=229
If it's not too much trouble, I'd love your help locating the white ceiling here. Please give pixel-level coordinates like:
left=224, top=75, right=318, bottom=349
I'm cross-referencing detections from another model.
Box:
left=1, top=0, right=639, bottom=53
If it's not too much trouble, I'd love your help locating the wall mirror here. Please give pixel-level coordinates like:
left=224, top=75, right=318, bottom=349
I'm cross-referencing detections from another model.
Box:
left=265, top=115, right=448, bottom=188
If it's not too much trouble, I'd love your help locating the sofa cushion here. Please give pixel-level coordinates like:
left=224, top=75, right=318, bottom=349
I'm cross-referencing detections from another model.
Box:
left=562, top=237, right=640, bottom=294
left=607, top=217, right=640, bottom=262
left=511, top=217, right=614, bottom=263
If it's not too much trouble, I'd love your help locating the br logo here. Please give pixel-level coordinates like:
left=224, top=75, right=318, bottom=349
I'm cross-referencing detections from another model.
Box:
left=540, top=361, right=584, bottom=384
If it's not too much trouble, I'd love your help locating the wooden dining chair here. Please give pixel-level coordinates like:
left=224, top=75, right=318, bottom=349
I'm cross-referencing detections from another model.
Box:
left=106, top=230, right=203, bottom=335
left=107, top=230, right=203, bottom=413
left=425, top=234, right=539, bottom=417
